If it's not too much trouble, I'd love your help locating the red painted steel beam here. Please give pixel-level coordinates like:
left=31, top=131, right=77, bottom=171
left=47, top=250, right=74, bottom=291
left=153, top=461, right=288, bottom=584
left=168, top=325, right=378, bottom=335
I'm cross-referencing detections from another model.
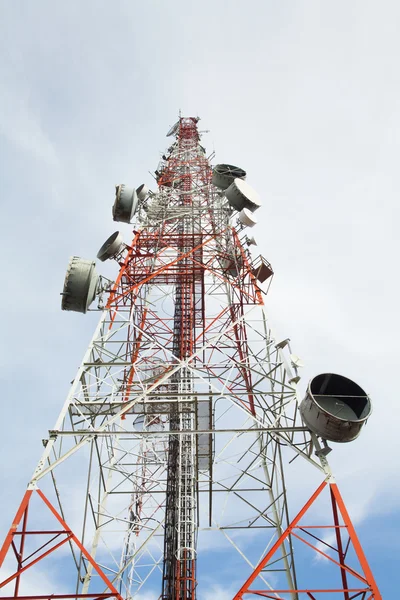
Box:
left=233, top=481, right=382, bottom=599
left=241, top=589, right=371, bottom=596
left=330, top=485, right=350, bottom=600
left=0, top=595, right=118, bottom=599
left=0, top=535, right=72, bottom=589
left=330, top=484, right=382, bottom=600
left=233, top=482, right=328, bottom=598
left=0, top=490, right=33, bottom=568
left=36, top=490, right=124, bottom=600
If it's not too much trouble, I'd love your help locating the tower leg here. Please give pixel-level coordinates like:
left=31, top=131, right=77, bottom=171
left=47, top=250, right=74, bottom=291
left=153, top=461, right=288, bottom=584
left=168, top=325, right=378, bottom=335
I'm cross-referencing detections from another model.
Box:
left=0, top=489, right=124, bottom=599
left=330, top=483, right=381, bottom=600
left=0, top=490, right=32, bottom=569
left=233, top=481, right=382, bottom=599
left=330, top=486, right=349, bottom=600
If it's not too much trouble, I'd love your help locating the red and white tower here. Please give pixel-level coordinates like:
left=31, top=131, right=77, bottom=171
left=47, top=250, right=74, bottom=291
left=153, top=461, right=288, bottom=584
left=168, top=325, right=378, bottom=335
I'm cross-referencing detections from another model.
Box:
left=0, top=116, right=381, bottom=599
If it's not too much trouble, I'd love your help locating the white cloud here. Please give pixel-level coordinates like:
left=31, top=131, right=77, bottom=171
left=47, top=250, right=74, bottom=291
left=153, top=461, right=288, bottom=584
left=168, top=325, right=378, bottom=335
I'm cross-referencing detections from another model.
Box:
left=202, top=583, right=239, bottom=600
left=0, top=90, right=58, bottom=165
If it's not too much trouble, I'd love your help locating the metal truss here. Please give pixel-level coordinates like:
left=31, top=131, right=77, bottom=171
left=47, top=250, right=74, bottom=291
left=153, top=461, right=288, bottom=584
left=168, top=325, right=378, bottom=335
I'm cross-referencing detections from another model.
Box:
left=233, top=481, right=381, bottom=599
left=0, top=117, right=381, bottom=600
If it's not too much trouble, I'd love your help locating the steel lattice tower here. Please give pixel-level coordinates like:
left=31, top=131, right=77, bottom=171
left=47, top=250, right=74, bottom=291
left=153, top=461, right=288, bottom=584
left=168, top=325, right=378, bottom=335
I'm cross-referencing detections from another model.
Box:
left=0, top=116, right=381, bottom=599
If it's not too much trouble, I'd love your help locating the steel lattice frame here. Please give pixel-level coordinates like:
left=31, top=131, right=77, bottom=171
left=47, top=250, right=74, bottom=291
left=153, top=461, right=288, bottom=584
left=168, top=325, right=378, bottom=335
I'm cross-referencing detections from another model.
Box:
left=0, top=117, right=381, bottom=600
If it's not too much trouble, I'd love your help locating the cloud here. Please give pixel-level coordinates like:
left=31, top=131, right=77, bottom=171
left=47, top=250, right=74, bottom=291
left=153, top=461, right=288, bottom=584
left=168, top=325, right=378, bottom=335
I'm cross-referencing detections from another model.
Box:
left=202, top=584, right=238, bottom=600
left=0, top=87, right=58, bottom=165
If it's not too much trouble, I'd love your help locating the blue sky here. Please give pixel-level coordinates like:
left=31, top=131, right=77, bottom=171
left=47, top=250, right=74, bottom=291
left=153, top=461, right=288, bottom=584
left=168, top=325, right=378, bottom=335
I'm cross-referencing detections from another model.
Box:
left=0, top=1, right=399, bottom=597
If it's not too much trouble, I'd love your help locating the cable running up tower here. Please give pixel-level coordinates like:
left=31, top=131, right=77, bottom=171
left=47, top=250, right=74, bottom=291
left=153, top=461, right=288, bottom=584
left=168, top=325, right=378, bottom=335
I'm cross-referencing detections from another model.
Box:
left=0, top=116, right=381, bottom=600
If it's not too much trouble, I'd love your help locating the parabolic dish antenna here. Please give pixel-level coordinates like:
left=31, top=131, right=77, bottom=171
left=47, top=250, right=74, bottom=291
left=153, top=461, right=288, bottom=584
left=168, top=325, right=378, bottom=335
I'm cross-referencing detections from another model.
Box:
left=225, top=178, right=261, bottom=213
left=136, top=184, right=150, bottom=201
left=166, top=121, right=179, bottom=137
left=136, top=183, right=150, bottom=200
left=113, top=185, right=138, bottom=223
left=61, top=257, right=99, bottom=314
left=300, top=373, right=372, bottom=443
left=239, top=207, right=257, bottom=228
left=97, top=231, right=123, bottom=262
left=290, top=354, right=304, bottom=368
left=212, top=164, right=246, bottom=190
left=246, top=236, right=257, bottom=247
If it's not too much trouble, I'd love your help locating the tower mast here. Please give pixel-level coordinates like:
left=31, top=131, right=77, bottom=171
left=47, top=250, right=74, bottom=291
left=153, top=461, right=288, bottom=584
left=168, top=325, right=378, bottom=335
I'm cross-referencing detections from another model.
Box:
left=161, top=117, right=200, bottom=598
left=0, top=116, right=381, bottom=600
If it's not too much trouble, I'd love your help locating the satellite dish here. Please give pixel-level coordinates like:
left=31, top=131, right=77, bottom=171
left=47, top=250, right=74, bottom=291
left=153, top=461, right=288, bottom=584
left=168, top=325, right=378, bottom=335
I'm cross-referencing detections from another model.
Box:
left=136, top=184, right=149, bottom=201
left=97, top=231, right=123, bottom=262
left=239, top=208, right=257, bottom=228
left=246, top=236, right=257, bottom=247
left=212, top=164, right=246, bottom=190
left=290, top=354, right=304, bottom=368
left=166, top=121, right=179, bottom=137
left=300, top=373, right=372, bottom=443
left=61, top=257, right=99, bottom=314
left=113, top=185, right=138, bottom=223
left=225, top=179, right=261, bottom=213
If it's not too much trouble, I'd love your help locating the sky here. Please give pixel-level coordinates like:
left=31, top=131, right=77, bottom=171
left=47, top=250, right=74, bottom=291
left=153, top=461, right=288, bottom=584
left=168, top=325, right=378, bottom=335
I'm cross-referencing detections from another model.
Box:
left=0, top=0, right=399, bottom=597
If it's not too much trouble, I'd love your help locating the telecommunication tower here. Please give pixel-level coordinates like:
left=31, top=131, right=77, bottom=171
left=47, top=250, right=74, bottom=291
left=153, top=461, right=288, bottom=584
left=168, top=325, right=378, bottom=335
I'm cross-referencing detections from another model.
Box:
left=0, top=116, right=381, bottom=599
